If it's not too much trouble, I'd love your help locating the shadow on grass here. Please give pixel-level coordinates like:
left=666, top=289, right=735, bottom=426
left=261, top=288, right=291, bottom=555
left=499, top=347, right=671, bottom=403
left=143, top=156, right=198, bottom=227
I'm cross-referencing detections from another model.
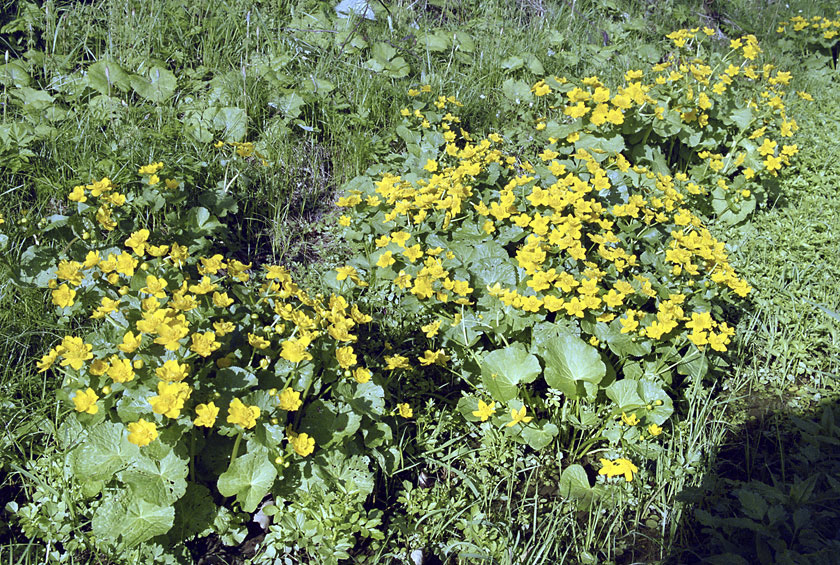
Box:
left=666, top=392, right=840, bottom=564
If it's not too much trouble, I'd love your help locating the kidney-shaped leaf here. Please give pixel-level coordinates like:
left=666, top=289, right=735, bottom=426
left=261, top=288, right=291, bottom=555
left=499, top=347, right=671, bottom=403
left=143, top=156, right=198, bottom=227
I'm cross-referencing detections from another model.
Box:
left=217, top=450, right=277, bottom=513
left=605, top=380, right=645, bottom=412
left=481, top=343, right=541, bottom=403
left=130, top=66, right=177, bottom=103
left=543, top=335, right=606, bottom=395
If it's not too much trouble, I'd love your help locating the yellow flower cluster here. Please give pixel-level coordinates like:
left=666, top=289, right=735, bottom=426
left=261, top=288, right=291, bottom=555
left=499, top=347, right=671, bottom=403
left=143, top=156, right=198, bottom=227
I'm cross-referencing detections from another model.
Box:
left=778, top=12, right=840, bottom=41
left=340, top=101, right=751, bottom=351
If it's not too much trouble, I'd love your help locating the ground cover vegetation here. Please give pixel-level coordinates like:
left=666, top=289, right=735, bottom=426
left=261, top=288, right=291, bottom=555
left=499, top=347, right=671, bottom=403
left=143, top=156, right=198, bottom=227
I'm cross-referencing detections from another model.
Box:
left=1, top=0, right=839, bottom=563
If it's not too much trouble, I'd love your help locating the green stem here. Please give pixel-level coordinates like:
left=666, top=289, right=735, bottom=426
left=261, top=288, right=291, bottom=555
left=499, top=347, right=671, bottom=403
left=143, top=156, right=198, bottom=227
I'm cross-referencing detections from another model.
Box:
left=230, top=430, right=243, bottom=464
left=189, top=431, right=196, bottom=483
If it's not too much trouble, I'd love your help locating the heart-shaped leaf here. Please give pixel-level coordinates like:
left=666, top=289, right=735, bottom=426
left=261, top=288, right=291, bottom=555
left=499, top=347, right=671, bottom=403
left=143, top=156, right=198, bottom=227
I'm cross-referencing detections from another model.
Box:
left=130, top=66, right=177, bottom=103
left=521, top=421, right=559, bottom=450
left=543, top=335, right=606, bottom=399
left=481, top=343, right=541, bottom=402
left=217, top=449, right=277, bottom=513
left=605, top=380, right=644, bottom=412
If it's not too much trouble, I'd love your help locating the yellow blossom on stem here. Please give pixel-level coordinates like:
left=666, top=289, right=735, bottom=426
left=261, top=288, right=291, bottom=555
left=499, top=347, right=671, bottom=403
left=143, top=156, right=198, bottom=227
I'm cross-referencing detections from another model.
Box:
left=599, top=457, right=639, bottom=482
left=127, top=419, right=158, bottom=446
left=227, top=398, right=260, bottom=429
left=472, top=400, right=496, bottom=422
left=72, top=388, right=99, bottom=414
left=289, top=431, right=315, bottom=456
left=277, top=388, right=303, bottom=411
left=194, top=402, right=219, bottom=428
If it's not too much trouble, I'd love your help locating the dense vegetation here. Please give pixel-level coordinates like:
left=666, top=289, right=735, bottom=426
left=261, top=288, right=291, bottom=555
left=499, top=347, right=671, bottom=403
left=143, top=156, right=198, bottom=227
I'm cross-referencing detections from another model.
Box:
left=1, top=1, right=839, bottom=563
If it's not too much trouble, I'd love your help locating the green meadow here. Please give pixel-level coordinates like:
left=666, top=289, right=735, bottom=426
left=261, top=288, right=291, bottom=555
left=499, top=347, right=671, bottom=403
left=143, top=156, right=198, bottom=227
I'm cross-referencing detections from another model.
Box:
left=1, top=1, right=839, bottom=563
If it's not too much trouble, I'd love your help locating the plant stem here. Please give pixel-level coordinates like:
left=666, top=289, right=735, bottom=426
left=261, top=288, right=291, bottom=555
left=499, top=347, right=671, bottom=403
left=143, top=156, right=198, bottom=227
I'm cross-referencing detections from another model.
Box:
left=230, top=429, right=243, bottom=464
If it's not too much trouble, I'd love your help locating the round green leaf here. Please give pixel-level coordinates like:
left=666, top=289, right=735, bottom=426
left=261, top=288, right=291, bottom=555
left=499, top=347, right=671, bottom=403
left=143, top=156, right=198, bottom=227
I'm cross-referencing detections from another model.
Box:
left=521, top=421, right=559, bottom=451
left=638, top=380, right=674, bottom=425
left=481, top=343, right=541, bottom=403
left=559, top=464, right=591, bottom=499
left=605, top=380, right=644, bottom=412
left=130, top=66, right=177, bottom=103
left=543, top=335, right=606, bottom=393
left=217, top=449, right=278, bottom=513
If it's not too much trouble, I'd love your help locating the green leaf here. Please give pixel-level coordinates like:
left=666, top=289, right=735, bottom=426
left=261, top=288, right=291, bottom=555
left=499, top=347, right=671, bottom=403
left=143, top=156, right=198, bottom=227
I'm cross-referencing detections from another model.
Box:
left=605, top=380, right=644, bottom=412
left=384, top=57, right=410, bottom=79
left=273, top=91, right=306, bottom=119
left=525, top=54, right=545, bottom=75
left=169, top=483, right=218, bottom=541
left=129, top=66, right=177, bottom=103
left=0, top=61, right=30, bottom=87
left=471, top=257, right=517, bottom=288
left=521, top=421, right=558, bottom=450
left=453, top=31, right=475, bottom=53
left=121, top=449, right=188, bottom=506
left=210, top=107, right=247, bottom=142
left=543, top=335, right=606, bottom=399
left=350, top=381, right=385, bottom=417
left=481, top=343, right=541, bottom=403
left=593, top=319, right=651, bottom=357
left=729, top=107, right=754, bottom=131
left=419, top=30, right=450, bottom=52
left=371, top=42, right=396, bottom=63
left=456, top=396, right=482, bottom=422
left=87, top=60, right=131, bottom=95
left=502, top=78, right=533, bottom=104
left=11, top=87, right=54, bottom=111
left=71, top=420, right=140, bottom=482
left=217, top=449, right=277, bottom=513
left=558, top=464, right=591, bottom=499
left=301, top=399, right=361, bottom=447
left=501, top=55, right=525, bottom=71
left=121, top=497, right=175, bottom=547
left=638, top=380, right=673, bottom=425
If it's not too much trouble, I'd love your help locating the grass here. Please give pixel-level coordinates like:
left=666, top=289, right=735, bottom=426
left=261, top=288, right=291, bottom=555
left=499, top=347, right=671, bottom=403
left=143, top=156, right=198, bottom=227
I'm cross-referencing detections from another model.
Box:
left=2, top=0, right=840, bottom=562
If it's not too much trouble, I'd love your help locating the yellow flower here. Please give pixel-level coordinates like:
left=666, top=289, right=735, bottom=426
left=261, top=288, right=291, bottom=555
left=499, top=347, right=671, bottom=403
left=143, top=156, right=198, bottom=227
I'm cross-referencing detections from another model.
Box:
left=384, top=354, right=410, bottom=370
left=191, top=331, right=221, bottom=357
left=421, top=320, right=441, bottom=338
left=280, top=337, right=312, bottom=363
left=140, top=275, right=168, bottom=298
left=289, top=432, right=315, bottom=456
left=106, top=356, right=135, bottom=383
left=127, top=419, right=158, bottom=446
left=138, top=162, right=163, bottom=175
left=212, top=291, right=234, bottom=308
left=621, top=412, right=640, bottom=426
left=72, top=388, right=99, bottom=414
left=418, top=349, right=450, bottom=366
left=376, top=251, right=396, bottom=268
left=599, top=457, right=639, bottom=482
left=156, top=359, right=189, bottom=382
left=149, top=381, right=191, bottom=419
left=397, top=403, right=413, bottom=419
left=51, top=284, right=76, bottom=308
left=227, top=397, right=260, bottom=429
left=506, top=406, right=533, bottom=428
left=124, top=229, right=150, bottom=256
left=194, top=402, right=219, bottom=428
left=472, top=400, right=496, bottom=422
left=278, top=388, right=303, bottom=411
left=118, top=330, right=142, bottom=354
left=248, top=333, right=271, bottom=350
left=353, top=367, right=372, bottom=384
left=59, top=336, right=93, bottom=370
left=647, top=423, right=663, bottom=436
left=336, top=346, right=357, bottom=369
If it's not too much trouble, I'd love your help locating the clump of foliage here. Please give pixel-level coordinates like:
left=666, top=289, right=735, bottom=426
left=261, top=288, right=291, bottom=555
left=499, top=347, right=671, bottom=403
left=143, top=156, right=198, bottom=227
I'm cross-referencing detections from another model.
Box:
left=0, top=21, right=815, bottom=565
